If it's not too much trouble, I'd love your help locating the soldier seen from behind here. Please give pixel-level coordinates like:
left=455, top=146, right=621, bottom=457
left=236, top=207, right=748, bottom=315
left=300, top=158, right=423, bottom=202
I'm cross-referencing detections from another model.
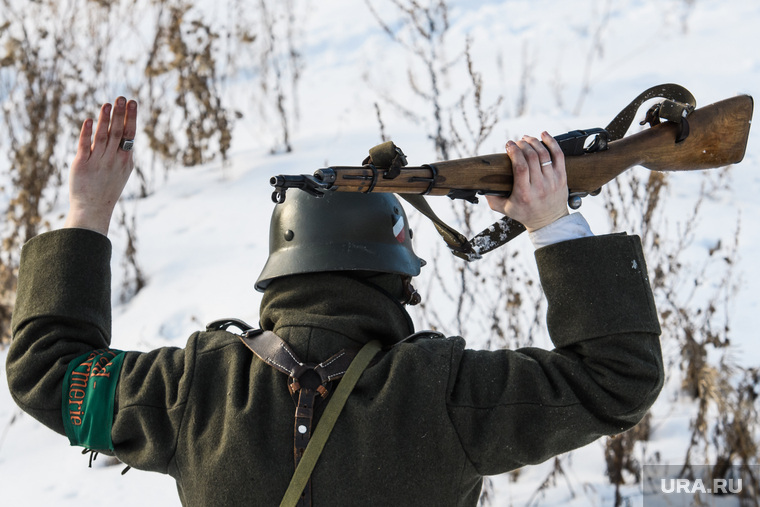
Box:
left=7, top=96, right=663, bottom=506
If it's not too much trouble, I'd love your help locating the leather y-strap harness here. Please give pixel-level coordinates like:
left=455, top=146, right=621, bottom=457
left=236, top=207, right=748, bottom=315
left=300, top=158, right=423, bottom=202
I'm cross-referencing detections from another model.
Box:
left=206, top=319, right=360, bottom=507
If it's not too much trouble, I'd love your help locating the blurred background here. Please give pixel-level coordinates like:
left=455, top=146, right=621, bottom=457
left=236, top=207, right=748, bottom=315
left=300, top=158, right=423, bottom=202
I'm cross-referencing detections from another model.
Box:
left=0, top=0, right=758, bottom=505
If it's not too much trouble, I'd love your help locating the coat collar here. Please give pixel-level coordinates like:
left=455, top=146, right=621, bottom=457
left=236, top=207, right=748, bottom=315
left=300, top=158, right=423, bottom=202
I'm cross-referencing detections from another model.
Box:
left=258, top=272, right=414, bottom=362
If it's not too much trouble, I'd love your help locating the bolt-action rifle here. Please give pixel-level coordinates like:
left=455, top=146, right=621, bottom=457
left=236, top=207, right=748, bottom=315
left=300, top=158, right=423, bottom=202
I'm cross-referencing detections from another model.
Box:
left=270, top=84, right=753, bottom=260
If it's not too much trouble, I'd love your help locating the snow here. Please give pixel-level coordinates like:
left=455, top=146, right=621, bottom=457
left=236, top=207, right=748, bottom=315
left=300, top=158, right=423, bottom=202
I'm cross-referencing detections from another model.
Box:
left=1, top=0, right=759, bottom=505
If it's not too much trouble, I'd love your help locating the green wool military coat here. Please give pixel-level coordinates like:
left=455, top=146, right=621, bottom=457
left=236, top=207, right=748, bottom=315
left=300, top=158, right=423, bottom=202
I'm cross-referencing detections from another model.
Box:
left=7, top=228, right=663, bottom=506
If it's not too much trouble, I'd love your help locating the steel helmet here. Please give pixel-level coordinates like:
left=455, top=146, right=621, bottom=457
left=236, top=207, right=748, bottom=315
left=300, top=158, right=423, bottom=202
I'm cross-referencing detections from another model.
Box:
left=255, top=190, right=424, bottom=292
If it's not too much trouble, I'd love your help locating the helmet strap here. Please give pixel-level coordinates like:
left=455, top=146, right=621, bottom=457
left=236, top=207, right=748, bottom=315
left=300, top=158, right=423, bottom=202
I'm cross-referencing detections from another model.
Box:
left=401, top=276, right=422, bottom=306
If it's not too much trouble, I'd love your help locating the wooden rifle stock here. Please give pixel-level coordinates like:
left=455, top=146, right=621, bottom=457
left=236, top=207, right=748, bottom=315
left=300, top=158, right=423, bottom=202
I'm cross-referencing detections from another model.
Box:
left=303, top=95, right=752, bottom=198
left=269, top=91, right=752, bottom=260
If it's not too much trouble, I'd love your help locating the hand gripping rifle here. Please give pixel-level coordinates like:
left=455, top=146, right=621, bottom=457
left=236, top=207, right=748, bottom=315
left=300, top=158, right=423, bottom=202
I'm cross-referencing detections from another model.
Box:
left=270, top=84, right=753, bottom=260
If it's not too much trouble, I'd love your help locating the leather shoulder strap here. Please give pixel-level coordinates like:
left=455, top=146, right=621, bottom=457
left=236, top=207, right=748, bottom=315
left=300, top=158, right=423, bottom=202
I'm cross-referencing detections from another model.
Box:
left=207, top=320, right=369, bottom=507
left=238, top=329, right=359, bottom=386
left=239, top=329, right=303, bottom=377
left=279, top=340, right=382, bottom=507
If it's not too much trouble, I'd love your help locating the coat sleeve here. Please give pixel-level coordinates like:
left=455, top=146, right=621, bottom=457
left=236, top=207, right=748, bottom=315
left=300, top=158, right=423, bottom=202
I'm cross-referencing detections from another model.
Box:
left=6, top=229, right=194, bottom=475
left=446, top=234, right=664, bottom=476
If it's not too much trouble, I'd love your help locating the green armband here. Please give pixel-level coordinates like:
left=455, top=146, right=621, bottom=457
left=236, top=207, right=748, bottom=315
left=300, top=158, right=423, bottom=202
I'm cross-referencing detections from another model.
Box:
left=62, top=349, right=125, bottom=451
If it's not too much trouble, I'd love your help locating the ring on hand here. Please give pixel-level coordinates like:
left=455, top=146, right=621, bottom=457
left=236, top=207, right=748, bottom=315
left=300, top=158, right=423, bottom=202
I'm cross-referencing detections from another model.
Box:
left=540, top=160, right=552, bottom=167
left=119, top=138, right=135, bottom=152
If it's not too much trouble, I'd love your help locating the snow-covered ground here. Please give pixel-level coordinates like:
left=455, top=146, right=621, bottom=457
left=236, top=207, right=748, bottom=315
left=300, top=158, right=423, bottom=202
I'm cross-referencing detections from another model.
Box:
left=1, top=0, right=758, bottom=505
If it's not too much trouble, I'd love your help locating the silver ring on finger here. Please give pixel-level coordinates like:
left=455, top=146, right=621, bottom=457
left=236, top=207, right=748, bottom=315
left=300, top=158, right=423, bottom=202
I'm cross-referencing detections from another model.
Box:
left=541, top=160, right=552, bottom=167
left=120, top=138, right=135, bottom=152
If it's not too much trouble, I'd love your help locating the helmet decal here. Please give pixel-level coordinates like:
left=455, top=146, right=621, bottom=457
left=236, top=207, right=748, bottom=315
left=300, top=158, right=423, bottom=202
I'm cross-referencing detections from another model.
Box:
left=392, top=215, right=406, bottom=243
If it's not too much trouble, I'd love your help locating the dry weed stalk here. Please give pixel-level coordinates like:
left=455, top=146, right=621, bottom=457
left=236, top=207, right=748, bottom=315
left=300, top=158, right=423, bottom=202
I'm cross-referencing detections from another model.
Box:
left=0, top=261, right=15, bottom=343
left=367, top=1, right=756, bottom=505
left=515, top=40, right=535, bottom=118
left=0, top=0, right=154, bottom=343
left=572, top=0, right=611, bottom=115
left=605, top=412, right=651, bottom=506
left=526, top=456, right=576, bottom=506
left=365, top=0, right=453, bottom=160
left=211, top=0, right=303, bottom=155
left=477, top=476, right=494, bottom=507
left=0, top=0, right=84, bottom=342
left=144, top=0, right=234, bottom=167
left=254, top=0, right=302, bottom=154
left=604, top=166, right=758, bottom=501
left=1, top=0, right=303, bottom=343
left=448, top=37, right=504, bottom=159
left=117, top=205, right=146, bottom=303
left=367, top=2, right=520, bottom=344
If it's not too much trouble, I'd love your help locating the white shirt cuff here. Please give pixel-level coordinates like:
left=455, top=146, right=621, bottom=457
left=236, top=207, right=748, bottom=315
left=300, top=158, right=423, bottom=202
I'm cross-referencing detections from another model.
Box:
left=528, top=213, right=594, bottom=249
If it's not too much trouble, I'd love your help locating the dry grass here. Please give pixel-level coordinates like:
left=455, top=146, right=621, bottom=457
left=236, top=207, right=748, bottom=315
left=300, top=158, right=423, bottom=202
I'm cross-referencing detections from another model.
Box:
left=0, top=0, right=300, bottom=342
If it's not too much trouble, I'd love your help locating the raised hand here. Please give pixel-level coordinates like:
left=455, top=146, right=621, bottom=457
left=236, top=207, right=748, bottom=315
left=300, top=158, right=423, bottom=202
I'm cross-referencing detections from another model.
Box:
left=485, top=132, right=569, bottom=232
left=63, top=96, right=138, bottom=235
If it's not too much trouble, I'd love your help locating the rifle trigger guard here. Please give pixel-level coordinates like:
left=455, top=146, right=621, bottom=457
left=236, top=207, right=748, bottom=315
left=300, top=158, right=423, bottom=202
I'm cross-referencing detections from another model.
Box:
left=554, top=128, right=610, bottom=156
left=446, top=189, right=479, bottom=204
